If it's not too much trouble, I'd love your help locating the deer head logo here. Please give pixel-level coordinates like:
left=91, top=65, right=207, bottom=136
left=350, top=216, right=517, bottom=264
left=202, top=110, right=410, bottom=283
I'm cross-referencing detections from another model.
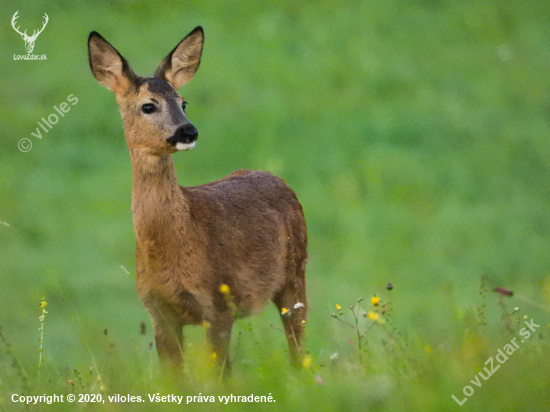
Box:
left=11, top=11, right=49, bottom=54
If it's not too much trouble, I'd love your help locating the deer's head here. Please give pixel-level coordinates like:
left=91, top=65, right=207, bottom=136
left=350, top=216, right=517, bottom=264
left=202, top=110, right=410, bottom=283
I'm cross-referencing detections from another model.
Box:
left=88, top=28, right=204, bottom=156
left=11, top=11, right=49, bottom=54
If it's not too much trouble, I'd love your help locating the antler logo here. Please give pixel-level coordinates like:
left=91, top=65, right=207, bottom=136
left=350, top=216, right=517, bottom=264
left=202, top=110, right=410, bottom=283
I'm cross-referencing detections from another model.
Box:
left=11, top=11, right=49, bottom=54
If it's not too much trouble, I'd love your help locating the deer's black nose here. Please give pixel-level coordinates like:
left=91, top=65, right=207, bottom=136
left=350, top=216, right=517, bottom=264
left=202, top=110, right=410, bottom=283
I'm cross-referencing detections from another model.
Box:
left=167, top=124, right=198, bottom=146
left=180, top=124, right=198, bottom=142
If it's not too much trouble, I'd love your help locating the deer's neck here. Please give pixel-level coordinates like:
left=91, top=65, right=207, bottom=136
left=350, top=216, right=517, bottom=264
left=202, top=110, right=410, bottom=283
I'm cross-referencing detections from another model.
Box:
left=129, top=149, right=190, bottom=243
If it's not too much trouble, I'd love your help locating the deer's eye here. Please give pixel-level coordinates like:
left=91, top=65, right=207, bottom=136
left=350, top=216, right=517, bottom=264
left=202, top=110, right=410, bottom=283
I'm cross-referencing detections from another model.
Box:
left=141, top=103, right=156, bottom=114
left=182, top=101, right=188, bottom=111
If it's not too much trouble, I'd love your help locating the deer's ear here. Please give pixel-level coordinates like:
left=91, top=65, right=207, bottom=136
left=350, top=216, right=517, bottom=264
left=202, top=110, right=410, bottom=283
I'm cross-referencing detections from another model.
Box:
left=88, top=32, right=135, bottom=92
left=155, top=27, right=204, bottom=89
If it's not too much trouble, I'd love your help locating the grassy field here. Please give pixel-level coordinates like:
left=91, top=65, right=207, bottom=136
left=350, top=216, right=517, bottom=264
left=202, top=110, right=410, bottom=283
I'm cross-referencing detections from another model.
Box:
left=1, top=0, right=550, bottom=410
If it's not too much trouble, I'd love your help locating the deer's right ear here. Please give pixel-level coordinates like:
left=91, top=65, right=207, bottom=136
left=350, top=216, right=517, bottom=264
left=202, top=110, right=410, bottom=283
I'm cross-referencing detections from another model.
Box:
left=155, top=27, right=204, bottom=89
left=88, top=32, right=135, bottom=92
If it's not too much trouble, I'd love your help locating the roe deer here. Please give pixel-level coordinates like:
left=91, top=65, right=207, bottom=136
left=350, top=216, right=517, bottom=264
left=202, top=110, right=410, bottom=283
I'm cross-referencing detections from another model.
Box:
left=88, top=27, right=307, bottom=374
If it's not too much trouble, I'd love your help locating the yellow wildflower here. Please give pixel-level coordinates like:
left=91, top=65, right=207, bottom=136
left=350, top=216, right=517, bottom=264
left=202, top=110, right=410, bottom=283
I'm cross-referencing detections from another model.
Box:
left=281, top=308, right=288, bottom=315
left=335, top=304, right=341, bottom=310
left=219, top=284, right=230, bottom=295
left=371, top=296, right=380, bottom=306
left=302, top=355, right=313, bottom=368
left=212, top=352, right=218, bottom=360
left=366, top=311, right=379, bottom=321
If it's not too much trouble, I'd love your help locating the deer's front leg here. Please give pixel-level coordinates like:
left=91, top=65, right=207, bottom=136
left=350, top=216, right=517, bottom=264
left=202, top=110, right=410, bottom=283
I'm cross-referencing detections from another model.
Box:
left=144, top=298, right=184, bottom=373
left=153, top=315, right=184, bottom=370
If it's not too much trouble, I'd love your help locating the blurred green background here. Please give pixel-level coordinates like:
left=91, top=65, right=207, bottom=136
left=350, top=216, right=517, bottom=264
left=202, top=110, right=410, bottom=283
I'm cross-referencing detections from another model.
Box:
left=1, top=0, right=550, bottom=410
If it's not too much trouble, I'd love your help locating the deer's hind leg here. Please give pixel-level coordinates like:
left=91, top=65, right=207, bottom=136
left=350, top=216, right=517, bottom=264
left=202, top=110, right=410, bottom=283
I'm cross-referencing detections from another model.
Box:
left=206, top=309, right=235, bottom=376
left=273, top=272, right=308, bottom=367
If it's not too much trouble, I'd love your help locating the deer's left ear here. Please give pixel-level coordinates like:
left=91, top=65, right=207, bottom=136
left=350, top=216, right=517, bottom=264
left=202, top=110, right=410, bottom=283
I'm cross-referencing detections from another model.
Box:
left=88, top=31, right=136, bottom=93
left=156, top=27, right=204, bottom=89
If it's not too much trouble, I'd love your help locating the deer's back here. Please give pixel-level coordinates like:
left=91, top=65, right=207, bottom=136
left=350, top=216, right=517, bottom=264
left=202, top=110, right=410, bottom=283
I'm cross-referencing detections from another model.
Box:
left=183, top=169, right=307, bottom=313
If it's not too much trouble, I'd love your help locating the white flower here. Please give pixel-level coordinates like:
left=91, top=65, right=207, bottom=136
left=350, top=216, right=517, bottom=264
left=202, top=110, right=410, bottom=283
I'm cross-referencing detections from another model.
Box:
left=330, top=353, right=339, bottom=360
left=294, top=302, right=305, bottom=309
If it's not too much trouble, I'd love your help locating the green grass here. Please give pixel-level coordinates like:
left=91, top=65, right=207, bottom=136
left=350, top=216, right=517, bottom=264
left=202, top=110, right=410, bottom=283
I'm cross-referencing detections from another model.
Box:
left=1, top=0, right=550, bottom=410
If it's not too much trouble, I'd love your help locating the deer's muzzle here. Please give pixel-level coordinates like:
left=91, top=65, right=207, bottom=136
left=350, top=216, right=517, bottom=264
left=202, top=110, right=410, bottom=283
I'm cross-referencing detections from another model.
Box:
left=167, top=124, right=198, bottom=151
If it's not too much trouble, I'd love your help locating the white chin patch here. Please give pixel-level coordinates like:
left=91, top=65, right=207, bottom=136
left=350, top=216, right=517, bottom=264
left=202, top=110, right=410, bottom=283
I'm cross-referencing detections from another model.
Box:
left=175, top=142, right=195, bottom=151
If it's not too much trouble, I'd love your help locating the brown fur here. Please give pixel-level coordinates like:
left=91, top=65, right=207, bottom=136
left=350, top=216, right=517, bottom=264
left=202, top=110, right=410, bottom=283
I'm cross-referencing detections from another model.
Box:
left=88, top=27, right=307, bottom=373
